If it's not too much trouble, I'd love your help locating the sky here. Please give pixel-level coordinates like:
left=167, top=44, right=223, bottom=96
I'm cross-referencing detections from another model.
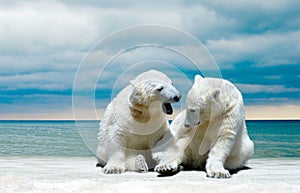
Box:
left=0, top=0, right=299, bottom=120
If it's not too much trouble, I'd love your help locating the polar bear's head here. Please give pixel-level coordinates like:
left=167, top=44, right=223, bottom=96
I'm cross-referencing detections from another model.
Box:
left=184, top=75, right=221, bottom=128
left=129, top=79, right=181, bottom=115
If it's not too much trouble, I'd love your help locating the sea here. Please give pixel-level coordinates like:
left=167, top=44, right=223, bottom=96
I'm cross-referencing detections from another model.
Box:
left=0, top=120, right=299, bottom=158
left=0, top=120, right=299, bottom=192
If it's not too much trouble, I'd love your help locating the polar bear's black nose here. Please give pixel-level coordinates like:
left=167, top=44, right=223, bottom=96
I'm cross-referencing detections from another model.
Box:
left=173, top=95, right=181, bottom=102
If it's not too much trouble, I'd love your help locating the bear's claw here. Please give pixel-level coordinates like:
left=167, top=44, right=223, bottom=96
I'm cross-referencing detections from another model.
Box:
left=102, top=164, right=125, bottom=174
left=206, top=168, right=231, bottom=178
left=154, top=161, right=180, bottom=174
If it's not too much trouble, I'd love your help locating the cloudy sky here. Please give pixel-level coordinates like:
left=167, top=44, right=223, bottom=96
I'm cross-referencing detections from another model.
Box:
left=0, top=0, right=299, bottom=120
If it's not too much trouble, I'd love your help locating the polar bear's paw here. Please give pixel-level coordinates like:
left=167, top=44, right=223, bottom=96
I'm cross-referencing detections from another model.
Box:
left=206, top=164, right=231, bottom=178
left=154, top=161, right=180, bottom=174
left=206, top=168, right=230, bottom=178
left=102, top=164, right=125, bottom=174
left=135, top=154, right=148, bottom=173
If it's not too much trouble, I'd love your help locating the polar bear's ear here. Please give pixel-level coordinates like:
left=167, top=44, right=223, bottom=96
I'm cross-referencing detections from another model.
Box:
left=194, top=75, right=204, bottom=85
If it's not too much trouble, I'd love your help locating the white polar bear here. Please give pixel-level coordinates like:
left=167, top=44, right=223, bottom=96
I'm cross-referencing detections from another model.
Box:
left=96, top=70, right=181, bottom=174
left=154, top=75, right=254, bottom=178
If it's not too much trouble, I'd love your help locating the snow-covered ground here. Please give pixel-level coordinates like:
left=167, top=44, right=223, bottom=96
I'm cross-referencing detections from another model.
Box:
left=1, top=157, right=299, bottom=193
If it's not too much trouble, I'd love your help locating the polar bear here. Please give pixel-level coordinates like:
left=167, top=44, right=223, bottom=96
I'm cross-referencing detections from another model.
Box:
left=96, top=70, right=181, bottom=174
left=154, top=75, right=254, bottom=178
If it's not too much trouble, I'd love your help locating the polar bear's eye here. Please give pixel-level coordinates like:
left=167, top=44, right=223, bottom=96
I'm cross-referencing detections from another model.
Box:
left=157, top=86, right=164, bottom=92
left=190, top=109, right=196, bottom=113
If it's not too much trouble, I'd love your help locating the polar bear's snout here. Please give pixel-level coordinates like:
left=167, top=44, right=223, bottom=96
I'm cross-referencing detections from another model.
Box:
left=157, top=83, right=181, bottom=104
left=157, top=82, right=181, bottom=115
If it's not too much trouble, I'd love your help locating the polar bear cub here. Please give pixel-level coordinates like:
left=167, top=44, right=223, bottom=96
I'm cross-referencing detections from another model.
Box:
left=154, top=75, right=254, bottom=178
left=97, top=70, right=181, bottom=174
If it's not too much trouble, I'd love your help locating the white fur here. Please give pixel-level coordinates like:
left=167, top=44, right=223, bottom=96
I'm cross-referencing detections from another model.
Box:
left=154, top=75, right=254, bottom=178
left=96, top=70, right=181, bottom=174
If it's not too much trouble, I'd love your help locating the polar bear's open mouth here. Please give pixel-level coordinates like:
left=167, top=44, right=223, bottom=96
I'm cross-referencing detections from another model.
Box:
left=162, top=103, right=173, bottom=115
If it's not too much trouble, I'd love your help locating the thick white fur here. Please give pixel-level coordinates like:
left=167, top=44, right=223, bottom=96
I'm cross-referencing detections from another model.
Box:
left=96, top=70, right=180, bottom=174
left=154, top=75, right=254, bottom=178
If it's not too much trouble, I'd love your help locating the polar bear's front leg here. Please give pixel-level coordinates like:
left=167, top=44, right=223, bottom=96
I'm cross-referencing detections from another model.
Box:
left=154, top=126, right=195, bottom=174
left=103, top=150, right=126, bottom=174
left=102, top=134, right=126, bottom=174
left=206, top=123, right=237, bottom=178
left=153, top=139, right=184, bottom=174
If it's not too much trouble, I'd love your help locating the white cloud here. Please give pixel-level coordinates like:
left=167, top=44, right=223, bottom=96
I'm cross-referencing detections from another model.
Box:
left=0, top=71, right=74, bottom=91
left=264, top=75, right=281, bottom=80
left=207, top=31, right=300, bottom=67
left=236, top=83, right=300, bottom=94
left=199, top=0, right=300, bottom=30
left=0, top=1, right=99, bottom=53
left=179, top=5, right=237, bottom=40
left=2, top=0, right=297, bottom=81
left=199, top=0, right=296, bottom=12
left=72, top=33, right=223, bottom=94
left=0, top=50, right=82, bottom=76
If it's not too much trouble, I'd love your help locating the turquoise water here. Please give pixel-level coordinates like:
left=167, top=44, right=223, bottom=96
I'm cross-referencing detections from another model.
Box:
left=0, top=120, right=299, bottom=158
left=0, top=120, right=97, bottom=157
left=247, top=120, right=300, bottom=158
